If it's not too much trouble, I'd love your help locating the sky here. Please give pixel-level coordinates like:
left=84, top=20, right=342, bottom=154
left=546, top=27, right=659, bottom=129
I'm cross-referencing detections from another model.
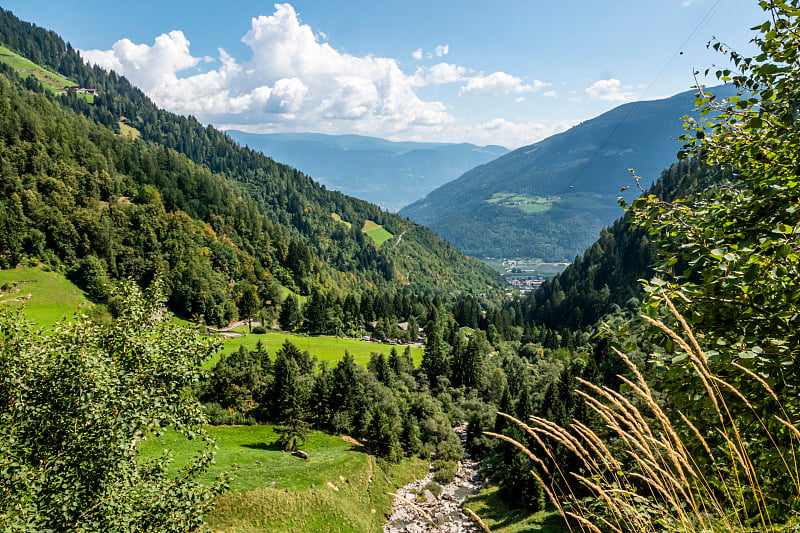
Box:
left=3, top=0, right=767, bottom=148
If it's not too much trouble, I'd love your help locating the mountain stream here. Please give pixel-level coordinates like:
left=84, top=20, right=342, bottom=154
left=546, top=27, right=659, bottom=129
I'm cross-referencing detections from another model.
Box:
left=383, top=424, right=485, bottom=532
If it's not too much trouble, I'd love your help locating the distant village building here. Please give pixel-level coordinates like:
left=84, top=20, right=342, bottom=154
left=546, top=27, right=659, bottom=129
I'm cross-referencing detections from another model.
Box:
left=507, top=275, right=544, bottom=294
left=67, top=85, right=99, bottom=96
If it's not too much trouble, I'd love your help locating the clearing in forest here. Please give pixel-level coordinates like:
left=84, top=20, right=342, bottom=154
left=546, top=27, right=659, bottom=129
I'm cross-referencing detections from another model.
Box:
left=486, top=192, right=554, bottom=214
left=362, top=219, right=393, bottom=245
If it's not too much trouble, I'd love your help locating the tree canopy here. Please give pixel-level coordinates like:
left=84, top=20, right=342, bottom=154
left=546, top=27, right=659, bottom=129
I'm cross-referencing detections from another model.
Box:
left=0, top=281, right=225, bottom=532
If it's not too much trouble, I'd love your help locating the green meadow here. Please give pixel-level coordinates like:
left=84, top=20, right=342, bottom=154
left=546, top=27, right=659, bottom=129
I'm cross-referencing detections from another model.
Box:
left=140, top=425, right=428, bottom=532
left=465, top=485, right=566, bottom=533
left=362, top=220, right=393, bottom=246
left=0, top=268, right=420, bottom=370
left=0, top=267, right=90, bottom=327
left=0, top=45, right=92, bottom=101
left=212, top=329, right=422, bottom=369
left=487, top=192, right=554, bottom=214
left=1, top=267, right=428, bottom=530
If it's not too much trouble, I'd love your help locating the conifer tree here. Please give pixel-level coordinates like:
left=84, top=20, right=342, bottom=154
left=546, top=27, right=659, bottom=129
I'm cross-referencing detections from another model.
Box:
left=422, top=326, right=446, bottom=382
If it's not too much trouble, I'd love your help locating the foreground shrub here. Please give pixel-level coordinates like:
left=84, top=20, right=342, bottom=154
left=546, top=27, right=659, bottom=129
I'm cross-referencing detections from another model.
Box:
left=491, top=300, right=800, bottom=532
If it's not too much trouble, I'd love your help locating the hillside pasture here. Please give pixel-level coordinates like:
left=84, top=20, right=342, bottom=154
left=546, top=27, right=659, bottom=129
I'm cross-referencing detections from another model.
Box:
left=118, top=121, right=141, bottom=139
left=487, top=192, right=554, bottom=214
left=331, top=212, right=352, bottom=228
left=0, top=45, right=73, bottom=89
left=139, top=425, right=428, bottom=533
left=0, top=267, right=90, bottom=327
left=210, top=329, right=422, bottom=369
left=0, top=45, right=92, bottom=101
left=362, top=219, right=394, bottom=246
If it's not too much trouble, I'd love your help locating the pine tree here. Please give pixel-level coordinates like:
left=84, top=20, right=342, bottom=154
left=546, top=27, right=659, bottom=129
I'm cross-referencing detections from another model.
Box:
left=366, top=404, right=401, bottom=461
left=463, top=337, right=484, bottom=389
left=311, top=362, right=333, bottom=428
left=278, top=294, right=303, bottom=331
left=421, top=326, right=446, bottom=382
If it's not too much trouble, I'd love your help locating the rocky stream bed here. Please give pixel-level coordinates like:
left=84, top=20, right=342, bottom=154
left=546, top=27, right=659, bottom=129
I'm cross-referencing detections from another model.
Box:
left=383, top=424, right=485, bottom=533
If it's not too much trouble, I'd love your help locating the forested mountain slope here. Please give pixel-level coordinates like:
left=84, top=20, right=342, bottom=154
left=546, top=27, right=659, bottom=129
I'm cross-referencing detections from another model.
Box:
left=400, top=85, right=736, bottom=260
left=508, top=158, right=725, bottom=332
left=226, top=131, right=508, bottom=212
left=0, top=8, right=502, bottom=320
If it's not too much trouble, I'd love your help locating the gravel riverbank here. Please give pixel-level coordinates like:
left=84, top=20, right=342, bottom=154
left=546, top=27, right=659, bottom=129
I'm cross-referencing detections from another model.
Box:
left=384, top=424, right=484, bottom=532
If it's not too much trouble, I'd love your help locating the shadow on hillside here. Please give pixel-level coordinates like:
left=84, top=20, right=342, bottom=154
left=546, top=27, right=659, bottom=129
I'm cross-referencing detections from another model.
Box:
left=343, top=444, right=367, bottom=455
left=241, top=441, right=283, bottom=452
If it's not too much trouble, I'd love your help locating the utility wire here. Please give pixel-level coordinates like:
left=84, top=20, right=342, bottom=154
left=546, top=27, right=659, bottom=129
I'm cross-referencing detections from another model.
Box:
left=566, top=0, right=727, bottom=191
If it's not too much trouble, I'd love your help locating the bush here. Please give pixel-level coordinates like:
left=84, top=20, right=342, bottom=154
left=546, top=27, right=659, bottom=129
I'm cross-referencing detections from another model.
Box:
left=424, top=481, right=443, bottom=498
left=204, top=402, right=255, bottom=425
left=251, top=325, right=267, bottom=334
left=433, top=459, right=457, bottom=484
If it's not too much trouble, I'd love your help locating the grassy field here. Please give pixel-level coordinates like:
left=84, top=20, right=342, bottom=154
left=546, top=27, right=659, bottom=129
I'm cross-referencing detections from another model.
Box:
left=487, top=193, right=554, bottom=214
left=465, top=485, right=567, bottom=533
left=364, top=226, right=393, bottom=246
left=118, top=121, right=141, bottom=139
left=362, top=220, right=381, bottom=232
left=0, top=267, right=90, bottom=327
left=0, top=267, right=419, bottom=371
left=0, top=45, right=93, bottom=102
left=361, top=220, right=394, bottom=246
left=0, top=45, right=75, bottom=90
left=140, top=425, right=428, bottom=532
left=211, top=329, right=422, bottom=370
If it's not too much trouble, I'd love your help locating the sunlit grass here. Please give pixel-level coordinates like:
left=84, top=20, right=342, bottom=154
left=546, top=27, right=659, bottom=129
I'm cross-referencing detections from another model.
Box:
left=209, top=330, right=422, bottom=369
left=139, top=425, right=428, bottom=533
left=0, top=267, right=90, bottom=327
left=0, top=44, right=76, bottom=91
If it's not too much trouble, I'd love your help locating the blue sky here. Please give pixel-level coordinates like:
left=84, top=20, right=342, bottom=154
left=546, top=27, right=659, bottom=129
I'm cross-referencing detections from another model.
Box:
left=3, top=0, right=766, bottom=148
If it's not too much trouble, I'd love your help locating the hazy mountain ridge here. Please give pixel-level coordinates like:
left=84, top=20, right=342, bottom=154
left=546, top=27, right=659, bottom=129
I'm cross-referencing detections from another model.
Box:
left=226, top=131, right=508, bottom=211
left=400, top=85, right=737, bottom=260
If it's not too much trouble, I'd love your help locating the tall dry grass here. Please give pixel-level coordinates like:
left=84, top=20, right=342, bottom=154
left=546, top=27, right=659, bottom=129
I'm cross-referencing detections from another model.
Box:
left=488, top=299, right=800, bottom=532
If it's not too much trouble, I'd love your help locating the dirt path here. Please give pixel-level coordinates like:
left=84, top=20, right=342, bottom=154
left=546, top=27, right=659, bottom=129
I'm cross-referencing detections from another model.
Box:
left=395, top=230, right=408, bottom=246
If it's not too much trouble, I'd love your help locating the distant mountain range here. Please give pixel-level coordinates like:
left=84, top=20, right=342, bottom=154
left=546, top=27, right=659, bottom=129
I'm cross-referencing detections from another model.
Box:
left=225, top=131, right=508, bottom=212
left=400, top=85, right=737, bottom=261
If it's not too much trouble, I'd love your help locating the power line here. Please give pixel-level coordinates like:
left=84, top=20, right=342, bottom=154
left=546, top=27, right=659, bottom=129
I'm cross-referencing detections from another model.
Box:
left=566, top=0, right=727, bottom=192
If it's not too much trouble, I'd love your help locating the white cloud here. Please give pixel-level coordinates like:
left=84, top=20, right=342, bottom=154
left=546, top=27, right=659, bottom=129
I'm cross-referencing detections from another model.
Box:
left=79, top=3, right=569, bottom=147
left=82, top=30, right=199, bottom=91
left=514, top=97, right=526, bottom=103
left=413, top=62, right=468, bottom=86
left=81, top=48, right=121, bottom=71
left=459, top=71, right=549, bottom=97
left=543, top=90, right=557, bottom=98
left=585, top=78, right=636, bottom=102
left=81, top=3, right=452, bottom=138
